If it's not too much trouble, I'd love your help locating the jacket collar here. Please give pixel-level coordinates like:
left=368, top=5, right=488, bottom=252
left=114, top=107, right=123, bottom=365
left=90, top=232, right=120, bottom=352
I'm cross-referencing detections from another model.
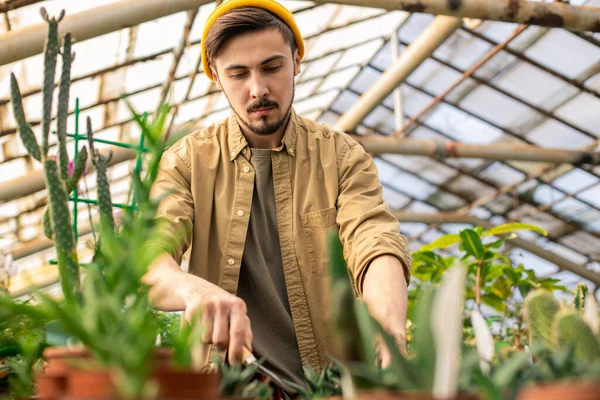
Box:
left=227, top=107, right=299, bottom=161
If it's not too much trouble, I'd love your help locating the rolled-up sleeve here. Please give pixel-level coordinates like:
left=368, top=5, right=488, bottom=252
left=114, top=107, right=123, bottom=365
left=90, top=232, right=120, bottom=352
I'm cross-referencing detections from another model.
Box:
left=148, top=144, right=195, bottom=265
left=335, top=138, right=412, bottom=297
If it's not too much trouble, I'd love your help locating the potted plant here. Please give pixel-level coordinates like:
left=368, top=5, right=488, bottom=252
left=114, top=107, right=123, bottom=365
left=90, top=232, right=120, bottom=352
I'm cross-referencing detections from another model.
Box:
left=514, top=287, right=600, bottom=400
left=2, top=7, right=288, bottom=399
left=325, top=231, right=481, bottom=400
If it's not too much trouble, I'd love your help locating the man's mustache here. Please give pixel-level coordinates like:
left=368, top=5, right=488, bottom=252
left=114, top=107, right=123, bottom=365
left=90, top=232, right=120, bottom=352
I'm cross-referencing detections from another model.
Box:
left=247, top=98, right=279, bottom=113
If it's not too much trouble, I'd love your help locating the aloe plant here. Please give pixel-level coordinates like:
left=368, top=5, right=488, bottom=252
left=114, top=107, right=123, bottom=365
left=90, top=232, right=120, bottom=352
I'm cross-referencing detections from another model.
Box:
left=326, top=229, right=475, bottom=396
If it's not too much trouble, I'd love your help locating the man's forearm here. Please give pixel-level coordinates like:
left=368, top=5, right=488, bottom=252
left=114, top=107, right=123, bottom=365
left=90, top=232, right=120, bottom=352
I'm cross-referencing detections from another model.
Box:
left=362, top=254, right=409, bottom=350
left=143, top=253, right=209, bottom=311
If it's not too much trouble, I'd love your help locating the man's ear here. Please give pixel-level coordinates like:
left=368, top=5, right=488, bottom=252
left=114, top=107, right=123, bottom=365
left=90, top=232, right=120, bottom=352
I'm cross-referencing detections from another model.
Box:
left=210, top=65, right=221, bottom=88
left=293, top=48, right=301, bottom=76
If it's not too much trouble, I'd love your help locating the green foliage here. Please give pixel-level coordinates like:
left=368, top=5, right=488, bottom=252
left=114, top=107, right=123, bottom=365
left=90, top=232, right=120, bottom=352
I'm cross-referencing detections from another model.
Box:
left=287, top=361, right=342, bottom=399
left=553, top=310, right=600, bottom=365
left=0, top=298, right=49, bottom=398
left=57, top=32, right=73, bottom=181
left=217, top=359, right=273, bottom=399
left=574, top=283, right=588, bottom=311
left=523, top=290, right=560, bottom=349
left=10, top=8, right=86, bottom=304
left=9, top=74, right=40, bottom=162
left=155, top=311, right=181, bottom=348
left=410, top=222, right=566, bottom=348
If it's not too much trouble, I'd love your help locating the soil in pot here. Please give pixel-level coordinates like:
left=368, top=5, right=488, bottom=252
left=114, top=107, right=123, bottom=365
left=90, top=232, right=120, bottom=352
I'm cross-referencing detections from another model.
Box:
left=516, top=381, right=600, bottom=400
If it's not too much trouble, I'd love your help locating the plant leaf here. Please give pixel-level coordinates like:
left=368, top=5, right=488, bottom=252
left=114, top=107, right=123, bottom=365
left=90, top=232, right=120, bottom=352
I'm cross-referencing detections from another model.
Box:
left=460, top=229, right=484, bottom=260
left=482, top=223, right=547, bottom=238
left=419, top=233, right=461, bottom=251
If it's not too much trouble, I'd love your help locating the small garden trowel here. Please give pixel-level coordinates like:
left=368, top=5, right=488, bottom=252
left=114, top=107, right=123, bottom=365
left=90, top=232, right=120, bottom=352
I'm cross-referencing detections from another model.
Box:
left=241, top=346, right=297, bottom=395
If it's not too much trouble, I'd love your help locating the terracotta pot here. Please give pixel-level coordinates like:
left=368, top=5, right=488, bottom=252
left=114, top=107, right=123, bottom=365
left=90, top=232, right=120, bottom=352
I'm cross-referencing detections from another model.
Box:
left=517, top=381, right=600, bottom=400
left=153, top=368, right=221, bottom=399
left=66, top=367, right=114, bottom=400
left=37, top=346, right=92, bottom=400
left=327, top=391, right=481, bottom=400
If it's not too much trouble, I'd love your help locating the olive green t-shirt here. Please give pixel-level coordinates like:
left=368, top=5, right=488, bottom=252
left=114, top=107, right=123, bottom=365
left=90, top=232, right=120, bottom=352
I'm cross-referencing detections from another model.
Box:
left=236, top=148, right=305, bottom=386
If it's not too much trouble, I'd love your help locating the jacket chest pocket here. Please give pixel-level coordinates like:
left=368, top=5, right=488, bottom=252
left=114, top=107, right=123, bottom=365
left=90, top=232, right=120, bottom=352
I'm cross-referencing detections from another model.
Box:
left=301, top=207, right=338, bottom=275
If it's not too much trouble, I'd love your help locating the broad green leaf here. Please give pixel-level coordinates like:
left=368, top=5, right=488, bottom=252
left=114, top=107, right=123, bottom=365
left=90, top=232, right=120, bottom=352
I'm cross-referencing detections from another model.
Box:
left=481, top=293, right=506, bottom=312
left=460, top=229, right=484, bottom=260
left=502, top=267, right=520, bottom=284
left=518, top=283, right=533, bottom=299
left=419, top=233, right=460, bottom=251
left=482, top=223, right=547, bottom=238
left=413, top=251, right=446, bottom=272
left=490, top=279, right=513, bottom=300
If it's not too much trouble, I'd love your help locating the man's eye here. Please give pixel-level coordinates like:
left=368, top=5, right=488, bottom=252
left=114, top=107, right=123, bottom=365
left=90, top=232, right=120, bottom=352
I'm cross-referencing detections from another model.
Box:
left=264, top=66, right=281, bottom=73
left=230, top=72, right=248, bottom=79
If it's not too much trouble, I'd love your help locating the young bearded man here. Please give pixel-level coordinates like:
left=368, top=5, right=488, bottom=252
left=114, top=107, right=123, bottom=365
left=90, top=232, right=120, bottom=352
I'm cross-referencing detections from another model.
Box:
left=144, top=0, right=411, bottom=387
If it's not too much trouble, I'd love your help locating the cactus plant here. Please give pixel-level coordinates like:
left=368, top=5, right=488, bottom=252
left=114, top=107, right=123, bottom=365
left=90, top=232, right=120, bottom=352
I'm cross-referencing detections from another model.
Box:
left=9, top=8, right=89, bottom=304
left=553, top=310, right=600, bottom=365
left=574, top=283, right=588, bottom=311
left=524, top=288, right=600, bottom=369
left=523, top=289, right=560, bottom=349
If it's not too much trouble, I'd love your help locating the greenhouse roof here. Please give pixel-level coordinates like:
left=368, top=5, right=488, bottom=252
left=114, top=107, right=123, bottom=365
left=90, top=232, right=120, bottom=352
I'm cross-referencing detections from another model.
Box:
left=2, top=0, right=600, bottom=296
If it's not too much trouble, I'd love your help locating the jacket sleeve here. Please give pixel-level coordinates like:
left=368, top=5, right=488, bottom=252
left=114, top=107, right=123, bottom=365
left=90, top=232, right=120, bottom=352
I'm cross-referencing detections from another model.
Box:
left=148, top=143, right=195, bottom=265
left=335, top=136, right=412, bottom=297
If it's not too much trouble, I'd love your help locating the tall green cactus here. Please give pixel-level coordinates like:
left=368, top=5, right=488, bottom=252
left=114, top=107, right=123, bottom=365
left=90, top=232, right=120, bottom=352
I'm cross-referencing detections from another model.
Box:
left=57, top=33, right=73, bottom=181
left=574, top=283, right=588, bottom=311
left=553, top=309, right=600, bottom=365
left=86, top=117, right=115, bottom=231
left=9, top=8, right=86, bottom=304
left=39, top=8, right=63, bottom=157
left=523, top=289, right=560, bottom=348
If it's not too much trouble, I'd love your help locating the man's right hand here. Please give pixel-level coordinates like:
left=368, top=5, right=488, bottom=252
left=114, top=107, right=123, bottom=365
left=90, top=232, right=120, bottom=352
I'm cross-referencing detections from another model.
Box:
left=143, top=253, right=253, bottom=365
left=184, top=285, right=254, bottom=365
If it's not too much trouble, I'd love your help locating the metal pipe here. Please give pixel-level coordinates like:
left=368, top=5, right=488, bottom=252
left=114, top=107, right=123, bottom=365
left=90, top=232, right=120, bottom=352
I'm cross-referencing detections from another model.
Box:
left=334, top=15, right=462, bottom=132
left=393, top=23, right=528, bottom=137
left=0, top=0, right=44, bottom=13
left=0, top=146, right=136, bottom=203
left=354, top=136, right=600, bottom=165
left=0, top=0, right=212, bottom=67
left=390, top=27, right=404, bottom=129
left=391, top=211, right=600, bottom=285
left=311, top=0, right=600, bottom=32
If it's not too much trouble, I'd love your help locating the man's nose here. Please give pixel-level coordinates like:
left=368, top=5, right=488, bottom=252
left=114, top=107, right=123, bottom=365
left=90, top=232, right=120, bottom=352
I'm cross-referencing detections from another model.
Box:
left=249, top=74, right=269, bottom=99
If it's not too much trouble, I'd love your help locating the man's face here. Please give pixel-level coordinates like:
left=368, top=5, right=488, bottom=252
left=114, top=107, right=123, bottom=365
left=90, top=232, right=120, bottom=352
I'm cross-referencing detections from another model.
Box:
left=211, top=28, right=301, bottom=136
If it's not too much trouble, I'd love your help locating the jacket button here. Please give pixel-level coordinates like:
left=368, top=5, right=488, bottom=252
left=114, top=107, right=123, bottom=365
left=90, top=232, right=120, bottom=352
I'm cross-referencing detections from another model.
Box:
left=227, top=258, right=234, bottom=265
left=243, top=166, right=250, bottom=173
left=237, top=209, right=244, bottom=216
left=289, top=148, right=294, bottom=155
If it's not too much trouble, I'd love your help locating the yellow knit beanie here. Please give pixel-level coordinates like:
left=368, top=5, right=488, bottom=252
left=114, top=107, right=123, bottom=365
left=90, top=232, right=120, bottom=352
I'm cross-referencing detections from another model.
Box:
left=201, top=0, right=304, bottom=82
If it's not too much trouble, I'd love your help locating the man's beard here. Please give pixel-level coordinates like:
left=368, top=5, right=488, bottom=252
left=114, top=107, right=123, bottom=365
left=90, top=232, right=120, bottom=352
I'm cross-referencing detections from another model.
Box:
left=228, top=84, right=295, bottom=136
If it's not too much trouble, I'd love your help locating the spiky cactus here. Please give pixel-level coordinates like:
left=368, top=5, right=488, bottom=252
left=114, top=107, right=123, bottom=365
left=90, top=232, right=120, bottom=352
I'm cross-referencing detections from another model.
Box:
left=553, top=309, right=600, bottom=365
left=574, top=283, right=588, bottom=311
left=86, top=117, right=115, bottom=231
left=523, top=289, right=560, bottom=348
left=9, top=8, right=87, bottom=304
left=524, top=288, right=600, bottom=366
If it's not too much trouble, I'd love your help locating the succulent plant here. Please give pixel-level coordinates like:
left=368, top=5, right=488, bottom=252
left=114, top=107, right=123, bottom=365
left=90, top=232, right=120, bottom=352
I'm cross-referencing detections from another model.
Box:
left=523, top=288, right=600, bottom=367
left=574, top=283, right=588, bottom=311
left=9, top=8, right=87, bottom=305
left=523, top=289, right=560, bottom=349
left=553, top=309, right=600, bottom=365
